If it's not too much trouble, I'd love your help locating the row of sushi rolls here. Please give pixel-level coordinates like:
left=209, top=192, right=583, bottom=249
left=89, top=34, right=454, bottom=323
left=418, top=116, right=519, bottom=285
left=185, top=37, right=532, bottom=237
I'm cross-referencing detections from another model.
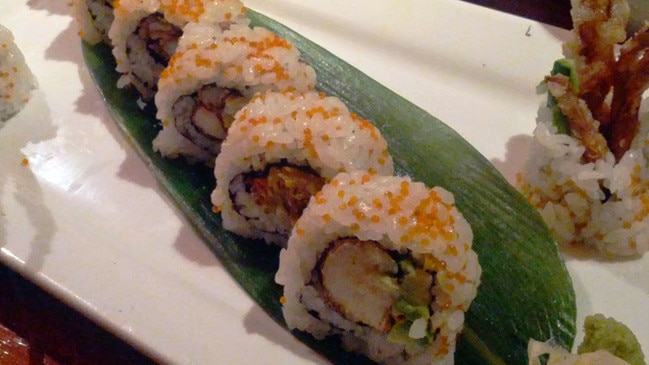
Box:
left=0, top=0, right=646, bottom=364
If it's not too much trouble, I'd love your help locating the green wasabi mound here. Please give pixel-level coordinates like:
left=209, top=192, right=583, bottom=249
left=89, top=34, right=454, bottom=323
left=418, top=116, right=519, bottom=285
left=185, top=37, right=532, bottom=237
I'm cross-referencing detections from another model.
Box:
left=578, top=314, right=646, bottom=365
left=528, top=314, right=645, bottom=365
left=528, top=339, right=630, bottom=365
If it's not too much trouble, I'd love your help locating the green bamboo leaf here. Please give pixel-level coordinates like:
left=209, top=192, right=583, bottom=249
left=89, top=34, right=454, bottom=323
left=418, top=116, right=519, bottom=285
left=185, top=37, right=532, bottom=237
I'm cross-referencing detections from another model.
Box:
left=82, top=8, right=576, bottom=364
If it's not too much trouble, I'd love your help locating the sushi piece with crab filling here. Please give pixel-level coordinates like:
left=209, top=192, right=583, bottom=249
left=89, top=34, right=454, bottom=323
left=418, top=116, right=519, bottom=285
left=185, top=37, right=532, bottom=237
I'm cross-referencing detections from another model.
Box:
left=0, top=24, right=37, bottom=122
left=152, top=21, right=317, bottom=165
left=210, top=90, right=394, bottom=246
left=276, top=171, right=481, bottom=365
left=108, top=0, right=248, bottom=101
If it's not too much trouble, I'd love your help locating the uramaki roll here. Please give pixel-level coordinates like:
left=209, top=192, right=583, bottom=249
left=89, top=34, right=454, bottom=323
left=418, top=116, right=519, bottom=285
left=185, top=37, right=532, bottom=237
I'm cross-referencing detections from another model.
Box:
left=210, top=91, right=393, bottom=246
left=152, top=22, right=316, bottom=164
left=276, top=172, right=481, bottom=365
left=108, top=0, right=247, bottom=101
left=0, top=24, right=37, bottom=122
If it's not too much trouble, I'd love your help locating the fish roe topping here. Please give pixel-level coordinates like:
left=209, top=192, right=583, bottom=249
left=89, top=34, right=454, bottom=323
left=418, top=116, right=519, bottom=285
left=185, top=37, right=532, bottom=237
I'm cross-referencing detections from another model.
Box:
left=216, top=86, right=384, bottom=171
left=352, top=208, right=366, bottom=222
left=372, top=198, right=383, bottom=209
left=305, top=172, right=473, bottom=256
left=404, top=190, right=458, bottom=244
left=352, top=113, right=380, bottom=141
left=314, top=192, right=327, bottom=205
left=155, top=23, right=317, bottom=134
left=161, top=0, right=206, bottom=23
left=160, top=0, right=247, bottom=26
left=160, top=52, right=184, bottom=80
left=435, top=336, right=451, bottom=356
left=194, top=54, right=212, bottom=68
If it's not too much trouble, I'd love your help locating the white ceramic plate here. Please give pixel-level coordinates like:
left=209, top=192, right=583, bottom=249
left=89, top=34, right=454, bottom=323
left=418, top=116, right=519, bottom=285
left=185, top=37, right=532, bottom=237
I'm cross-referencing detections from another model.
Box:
left=1, top=1, right=647, bottom=364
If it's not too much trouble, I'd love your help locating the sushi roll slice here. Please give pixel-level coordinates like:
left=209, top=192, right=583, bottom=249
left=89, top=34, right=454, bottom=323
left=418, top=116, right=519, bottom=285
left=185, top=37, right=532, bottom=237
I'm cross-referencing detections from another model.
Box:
left=108, top=0, right=247, bottom=101
left=152, top=22, right=316, bottom=164
left=73, top=0, right=115, bottom=45
left=517, top=0, right=649, bottom=256
left=0, top=24, right=37, bottom=122
left=276, top=172, right=481, bottom=365
left=210, top=91, right=393, bottom=246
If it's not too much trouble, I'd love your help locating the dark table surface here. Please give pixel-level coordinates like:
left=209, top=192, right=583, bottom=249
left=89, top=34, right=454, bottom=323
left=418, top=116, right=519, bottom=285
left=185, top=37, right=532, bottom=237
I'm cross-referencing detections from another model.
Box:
left=0, top=1, right=571, bottom=364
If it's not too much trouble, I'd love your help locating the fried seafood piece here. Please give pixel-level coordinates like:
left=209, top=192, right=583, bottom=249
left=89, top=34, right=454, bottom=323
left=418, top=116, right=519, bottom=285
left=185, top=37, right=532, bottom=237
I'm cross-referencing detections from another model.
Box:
left=276, top=172, right=481, bottom=365
left=316, top=238, right=401, bottom=333
left=519, top=0, right=649, bottom=256
left=564, top=0, right=630, bottom=123
left=546, top=74, right=610, bottom=162
left=230, top=164, right=326, bottom=238
left=549, top=0, right=649, bottom=162
left=608, top=26, right=649, bottom=159
left=169, top=84, right=246, bottom=157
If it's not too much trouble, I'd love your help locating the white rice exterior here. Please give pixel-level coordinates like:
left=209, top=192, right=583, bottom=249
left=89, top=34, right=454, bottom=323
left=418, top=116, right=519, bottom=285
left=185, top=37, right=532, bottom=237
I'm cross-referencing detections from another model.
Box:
left=210, top=90, right=394, bottom=246
left=518, top=101, right=649, bottom=256
left=276, top=172, right=481, bottom=365
left=0, top=24, right=37, bottom=122
left=152, top=22, right=316, bottom=163
left=73, top=0, right=115, bottom=45
left=108, top=0, right=247, bottom=98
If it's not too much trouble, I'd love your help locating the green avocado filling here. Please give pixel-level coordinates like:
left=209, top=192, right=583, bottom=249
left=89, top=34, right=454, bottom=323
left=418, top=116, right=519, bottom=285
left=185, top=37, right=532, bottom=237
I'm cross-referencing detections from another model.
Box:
left=577, top=314, right=646, bottom=365
left=546, top=58, right=579, bottom=135
left=387, top=259, right=435, bottom=347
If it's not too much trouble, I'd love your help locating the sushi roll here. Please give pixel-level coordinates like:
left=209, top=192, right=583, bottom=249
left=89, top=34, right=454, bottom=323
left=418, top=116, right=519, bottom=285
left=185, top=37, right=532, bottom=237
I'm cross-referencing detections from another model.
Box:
left=210, top=91, right=393, bottom=246
left=152, top=22, right=316, bottom=164
left=276, top=172, right=481, bottom=365
left=0, top=24, right=37, bottom=122
left=517, top=0, right=649, bottom=256
left=73, top=0, right=115, bottom=45
left=108, top=0, right=247, bottom=101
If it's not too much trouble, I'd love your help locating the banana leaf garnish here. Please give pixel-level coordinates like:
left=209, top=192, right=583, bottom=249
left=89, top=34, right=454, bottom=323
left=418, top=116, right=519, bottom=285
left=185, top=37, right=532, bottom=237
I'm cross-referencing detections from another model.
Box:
left=82, top=8, right=576, bottom=365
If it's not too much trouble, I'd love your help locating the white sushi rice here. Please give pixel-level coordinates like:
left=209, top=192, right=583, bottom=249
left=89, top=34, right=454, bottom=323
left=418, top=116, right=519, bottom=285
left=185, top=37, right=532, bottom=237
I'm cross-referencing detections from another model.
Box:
left=276, top=171, right=481, bottom=365
left=210, top=90, right=394, bottom=246
left=0, top=24, right=37, bottom=122
left=152, top=21, right=316, bottom=164
left=73, top=0, right=115, bottom=45
left=518, top=100, right=649, bottom=256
